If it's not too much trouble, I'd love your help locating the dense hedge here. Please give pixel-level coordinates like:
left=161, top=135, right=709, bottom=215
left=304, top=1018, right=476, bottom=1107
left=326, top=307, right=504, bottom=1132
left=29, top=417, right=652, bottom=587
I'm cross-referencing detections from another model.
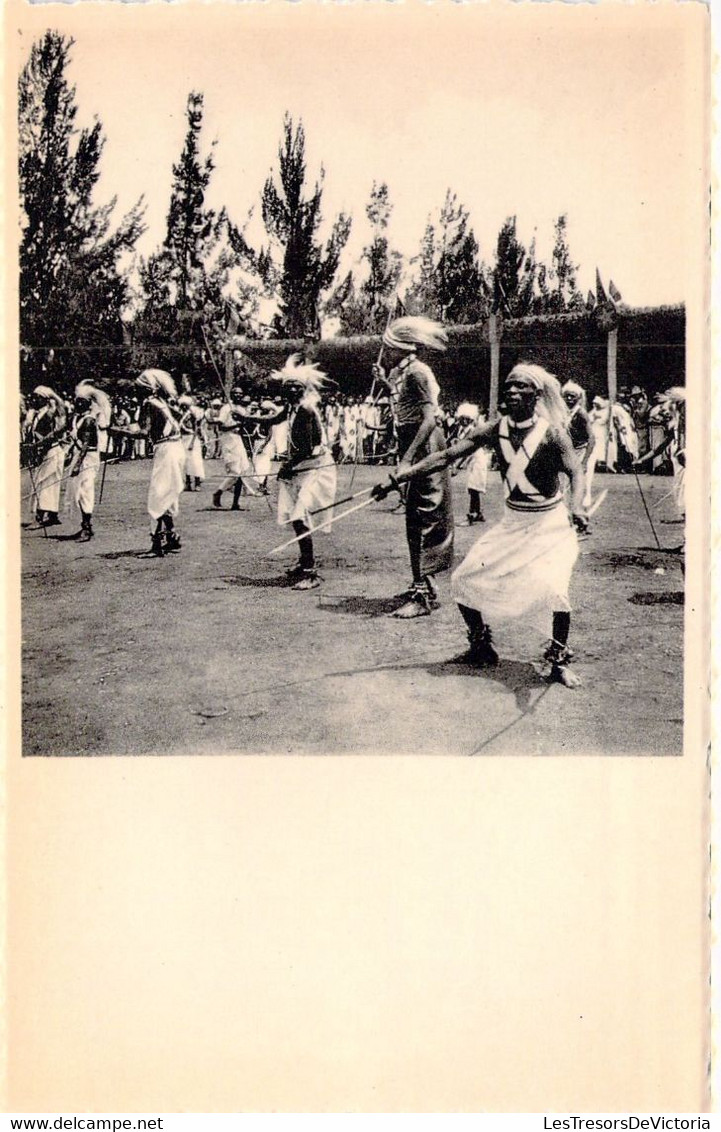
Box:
left=226, top=304, right=685, bottom=406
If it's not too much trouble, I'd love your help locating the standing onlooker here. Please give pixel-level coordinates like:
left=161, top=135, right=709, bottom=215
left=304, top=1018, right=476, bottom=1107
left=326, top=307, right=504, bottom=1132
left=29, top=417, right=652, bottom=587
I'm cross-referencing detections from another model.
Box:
left=628, top=386, right=651, bottom=459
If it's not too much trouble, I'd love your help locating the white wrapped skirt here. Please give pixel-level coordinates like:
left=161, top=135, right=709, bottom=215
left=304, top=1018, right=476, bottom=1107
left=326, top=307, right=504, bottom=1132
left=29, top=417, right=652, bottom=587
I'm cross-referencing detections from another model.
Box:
left=183, top=434, right=205, bottom=480
left=451, top=503, right=578, bottom=635
left=466, top=447, right=490, bottom=493
left=31, top=443, right=65, bottom=514
left=147, top=439, right=185, bottom=522
left=65, top=451, right=100, bottom=515
left=277, top=454, right=337, bottom=530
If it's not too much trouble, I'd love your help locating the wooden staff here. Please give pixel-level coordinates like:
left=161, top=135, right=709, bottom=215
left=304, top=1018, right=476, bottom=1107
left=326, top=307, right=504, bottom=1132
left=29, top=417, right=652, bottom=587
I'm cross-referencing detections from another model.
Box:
left=201, top=323, right=230, bottom=402
left=98, top=452, right=110, bottom=504
left=632, top=467, right=663, bottom=550
left=267, top=496, right=377, bottom=556
left=25, top=461, right=48, bottom=538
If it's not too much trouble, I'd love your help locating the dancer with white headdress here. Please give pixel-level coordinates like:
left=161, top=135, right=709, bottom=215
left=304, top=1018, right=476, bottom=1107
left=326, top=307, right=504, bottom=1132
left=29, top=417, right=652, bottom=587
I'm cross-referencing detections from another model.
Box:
left=212, top=386, right=261, bottom=510
left=589, top=395, right=638, bottom=473
left=633, top=387, right=686, bottom=521
left=65, top=383, right=112, bottom=540
left=110, top=369, right=185, bottom=556
left=28, top=384, right=68, bottom=526
left=455, top=402, right=490, bottom=524
left=178, top=394, right=206, bottom=492
left=371, top=316, right=454, bottom=618
left=273, top=355, right=337, bottom=590
left=561, top=380, right=596, bottom=510
left=373, top=363, right=587, bottom=686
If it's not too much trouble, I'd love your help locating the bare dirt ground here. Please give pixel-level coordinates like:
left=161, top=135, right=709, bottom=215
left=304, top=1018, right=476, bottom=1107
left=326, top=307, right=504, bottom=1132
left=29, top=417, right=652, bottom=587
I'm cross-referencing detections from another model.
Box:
left=20, top=459, right=684, bottom=757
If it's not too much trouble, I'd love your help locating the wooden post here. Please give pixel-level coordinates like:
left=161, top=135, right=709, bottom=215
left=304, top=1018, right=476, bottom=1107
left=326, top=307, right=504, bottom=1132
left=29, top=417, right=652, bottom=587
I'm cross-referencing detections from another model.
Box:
left=488, top=314, right=501, bottom=420
left=605, top=326, right=618, bottom=467
left=607, top=326, right=618, bottom=403
left=225, top=339, right=235, bottom=396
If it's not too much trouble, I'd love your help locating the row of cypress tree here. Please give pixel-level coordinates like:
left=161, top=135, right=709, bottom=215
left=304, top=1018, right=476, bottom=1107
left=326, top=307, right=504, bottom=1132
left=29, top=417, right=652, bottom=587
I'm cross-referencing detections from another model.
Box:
left=19, top=30, right=584, bottom=392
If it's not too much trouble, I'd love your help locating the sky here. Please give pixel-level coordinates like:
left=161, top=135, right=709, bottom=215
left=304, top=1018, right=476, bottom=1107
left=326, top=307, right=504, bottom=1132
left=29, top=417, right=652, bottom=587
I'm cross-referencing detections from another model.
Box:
left=14, top=1, right=708, bottom=309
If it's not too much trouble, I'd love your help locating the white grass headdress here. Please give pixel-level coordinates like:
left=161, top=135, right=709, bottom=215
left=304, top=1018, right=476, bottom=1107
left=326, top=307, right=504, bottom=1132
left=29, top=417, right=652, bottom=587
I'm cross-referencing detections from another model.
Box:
left=33, top=384, right=62, bottom=404
left=664, top=387, right=686, bottom=403
left=456, top=402, right=480, bottom=422
left=383, top=316, right=448, bottom=353
left=75, top=383, right=112, bottom=427
left=507, top=364, right=569, bottom=431
left=136, top=369, right=178, bottom=401
left=271, top=353, right=328, bottom=396
left=561, top=380, right=587, bottom=410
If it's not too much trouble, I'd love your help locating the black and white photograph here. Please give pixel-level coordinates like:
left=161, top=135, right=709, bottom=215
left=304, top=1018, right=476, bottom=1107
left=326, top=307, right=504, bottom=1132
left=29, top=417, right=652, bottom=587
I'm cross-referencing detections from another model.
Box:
left=4, top=0, right=713, bottom=1117
left=13, top=5, right=704, bottom=758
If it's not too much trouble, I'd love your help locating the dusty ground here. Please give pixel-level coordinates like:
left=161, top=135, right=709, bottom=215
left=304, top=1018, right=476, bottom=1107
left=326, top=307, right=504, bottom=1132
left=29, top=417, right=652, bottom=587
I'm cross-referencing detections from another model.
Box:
left=20, top=459, right=684, bottom=757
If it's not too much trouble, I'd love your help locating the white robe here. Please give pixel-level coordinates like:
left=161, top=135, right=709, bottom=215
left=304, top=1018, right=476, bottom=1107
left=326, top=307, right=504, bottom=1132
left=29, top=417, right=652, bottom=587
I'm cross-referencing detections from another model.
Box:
left=65, top=451, right=100, bottom=515
left=218, top=407, right=259, bottom=494
left=451, top=503, right=579, bottom=643
left=147, top=439, right=186, bottom=522
left=277, top=454, right=337, bottom=530
left=30, top=443, right=65, bottom=515
left=465, top=447, right=490, bottom=493
left=183, top=433, right=205, bottom=480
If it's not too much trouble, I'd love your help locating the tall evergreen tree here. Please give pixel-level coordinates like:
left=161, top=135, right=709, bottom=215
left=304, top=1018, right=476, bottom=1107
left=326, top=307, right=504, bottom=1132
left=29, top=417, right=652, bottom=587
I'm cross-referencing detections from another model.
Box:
left=18, top=31, right=145, bottom=390
left=359, top=182, right=402, bottom=317
left=261, top=114, right=351, bottom=337
left=548, top=214, right=582, bottom=312
left=435, top=191, right=489, bottom=323
left=405, top=217, right=439, bottom=317
left=134, top=94, right=264, bottom=377
left=328, top=181, right=402, bottom=335
left=164, top=91, right=216, bottom=309
left=492, top=216, right=538, bottom=318
left=407, top=193, right=488, bottom=324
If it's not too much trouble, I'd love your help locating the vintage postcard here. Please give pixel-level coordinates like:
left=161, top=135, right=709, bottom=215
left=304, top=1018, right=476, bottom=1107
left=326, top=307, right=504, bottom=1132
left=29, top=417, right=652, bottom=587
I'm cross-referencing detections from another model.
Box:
left=3, top=0, right=711, bottom=1114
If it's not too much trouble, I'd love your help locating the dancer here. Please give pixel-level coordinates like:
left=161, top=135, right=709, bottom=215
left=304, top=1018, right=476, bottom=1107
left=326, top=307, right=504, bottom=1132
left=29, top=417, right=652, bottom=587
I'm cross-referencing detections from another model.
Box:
left=65, top=383, right=111, bottom=539
left=561, top=380, right=596, bottom=510
left=371, top=316, right=453, bottom=618
left=589, top=396, right=638, bottom=473
left=28, top=385, right=68, bottom=526
left=213, top=386, right=261, bottom=509
left=178, top=394, right=206, bottom=492
left=205, top=398, right=224, bottom=460
left=250, top=398, right=286, bottom=492
left=373, top=364, right=587, bottom=686
left=634, top=388, right=686, bottom=521
left=111, top=370, right=185, bottom=556
left=454, top=403, right=490, bottom=524
left=273, top=355, right=337, bottom=590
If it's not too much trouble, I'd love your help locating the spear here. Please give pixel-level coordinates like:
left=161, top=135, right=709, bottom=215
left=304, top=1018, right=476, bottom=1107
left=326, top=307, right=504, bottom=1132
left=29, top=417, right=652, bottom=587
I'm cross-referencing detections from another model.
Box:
left=309, top=486, right=374, bottom=517
left=266, top=495, right=378, bottom=556
left=25, top=462, right=48, bottom=539
left=201, top=322, right=230, bottom=402
left=351, top=296, right=398, bottom=491
left=632, top=466, right=663, bottom=550
left=21, top=459, right=122, bottom=504
left=98, top=452, right=110, bottom=504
